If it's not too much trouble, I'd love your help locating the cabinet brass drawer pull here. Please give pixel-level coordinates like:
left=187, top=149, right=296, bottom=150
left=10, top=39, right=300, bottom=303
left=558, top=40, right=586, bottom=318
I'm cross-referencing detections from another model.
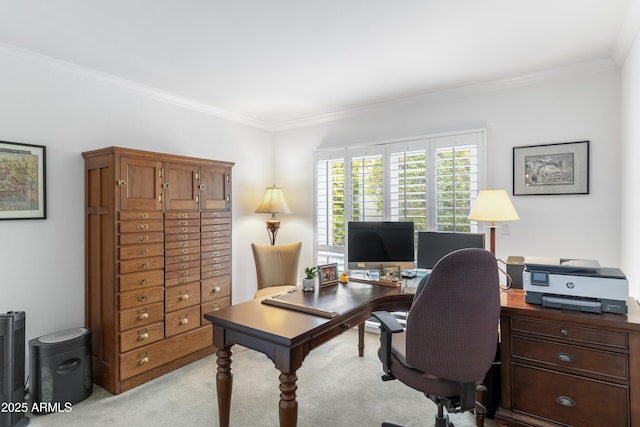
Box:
left=179, top=317, right=189, bottom=325
left=179, top=220, right=188, bottom=226
left=555, top=352, right=574, bottom=363
left=556, top=396, right=575, bottom=407
left=137, top=224, right=149, bottom=231
left=136, top=249, right=149, bottom=255
left=178, top=227, right=188, bottom=233
left=137, top=332, right=149, bottom=341
left=179, top=294, right=189, bottom=301
left=137, top=295, right=148, bottom=302
left=137, top=278, right=148, bottom=285
left=137, top=213, right=148, bottom=219
left=138, top=357, right=150, bottom=366
left=213, top=286, right=221, bottom=293
left=137, top=312, right=149, bottom=320
left=179, top=213, right=188, bottom=219
left=179, top=235, right=188, bottom=240
left=138, top=236, right=148, bottom=242
left=138, top=262, right=149, bottom=269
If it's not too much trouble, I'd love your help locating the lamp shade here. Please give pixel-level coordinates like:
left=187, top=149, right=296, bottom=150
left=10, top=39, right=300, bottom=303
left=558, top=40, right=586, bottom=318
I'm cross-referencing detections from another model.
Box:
left=468, top=189, right=519, bottom=222
left=255, top=186, right=292, bottom=215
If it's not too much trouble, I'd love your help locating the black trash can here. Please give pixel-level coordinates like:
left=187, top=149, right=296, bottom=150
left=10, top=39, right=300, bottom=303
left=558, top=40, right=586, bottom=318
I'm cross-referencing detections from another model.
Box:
left=29, top=328, right=92, bottom=414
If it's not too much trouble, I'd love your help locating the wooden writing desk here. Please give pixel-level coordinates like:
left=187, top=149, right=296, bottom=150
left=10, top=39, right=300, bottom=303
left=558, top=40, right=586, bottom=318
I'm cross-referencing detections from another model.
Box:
left=204, top=281, right=414, bottom=427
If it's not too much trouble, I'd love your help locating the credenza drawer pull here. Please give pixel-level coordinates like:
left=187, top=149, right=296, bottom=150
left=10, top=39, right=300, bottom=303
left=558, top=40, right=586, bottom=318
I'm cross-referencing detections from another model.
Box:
left=179, top=220, right=188, bottom=226
left=138, top=236, right=148, bottom=242
left=137, top=332, right=149, bottom=341
left=137, top=224, right=149, bottom=231
left=556, top=396, right=576, bottom=407
left=137, top=312, right=149, bottom=320
left=137, top=248, right=149, bottom=255
left=138, top=356, right=150, bottom=366
left=179, top=317, right=189, bottom=325
left=137, top=295, right=148, bottom=302
left=555, top=352, right=574, bottom=363
left=137, top=213, right=148, bottom=219
left=178, top=227, right=188, bottom=233
left=138, top=262, right=149, bottom=269
left=179, top=293, right=189, bottom=301
left=213, top=286, right=221, bottom=293
left=137, top=278, right=148, bottom=285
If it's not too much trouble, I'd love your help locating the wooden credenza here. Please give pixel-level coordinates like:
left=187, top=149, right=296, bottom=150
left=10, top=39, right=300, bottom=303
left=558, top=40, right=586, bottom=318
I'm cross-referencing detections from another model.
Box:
left=497, top=290, right=640, bottom=427
left=83, top=147, right=234, bottom=394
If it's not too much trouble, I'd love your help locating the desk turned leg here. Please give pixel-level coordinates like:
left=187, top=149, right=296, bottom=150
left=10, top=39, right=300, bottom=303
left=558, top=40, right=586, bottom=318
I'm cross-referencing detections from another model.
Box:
left=216, top=346, right=233, bottom=427
left=358, top=322, right=365, bottom=357
left=279, top=371, right=298, bottom=427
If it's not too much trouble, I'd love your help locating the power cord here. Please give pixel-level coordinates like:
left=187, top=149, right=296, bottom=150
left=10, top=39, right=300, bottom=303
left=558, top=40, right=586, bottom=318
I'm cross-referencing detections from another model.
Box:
left=496, top=258, right=512, bottom=291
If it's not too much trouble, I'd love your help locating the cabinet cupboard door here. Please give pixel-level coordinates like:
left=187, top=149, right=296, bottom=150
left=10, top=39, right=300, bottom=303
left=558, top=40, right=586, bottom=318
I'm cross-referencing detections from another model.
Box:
left=164, top=163, right=199, bottom=211
left=200, top=166, right=230, bottom=210
left=120, top=157, right=163, bottom=211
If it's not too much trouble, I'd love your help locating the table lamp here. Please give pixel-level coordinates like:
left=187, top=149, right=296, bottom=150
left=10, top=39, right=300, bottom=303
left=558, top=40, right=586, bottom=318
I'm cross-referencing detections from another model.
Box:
left=255, top=185, right=291, bottom=245
left=468, top=189, right=519, bottom=255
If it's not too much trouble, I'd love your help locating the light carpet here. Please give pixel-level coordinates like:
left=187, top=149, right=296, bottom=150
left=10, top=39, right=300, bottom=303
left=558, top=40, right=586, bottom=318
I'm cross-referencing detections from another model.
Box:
left=25, top=329, right=497, bottom=426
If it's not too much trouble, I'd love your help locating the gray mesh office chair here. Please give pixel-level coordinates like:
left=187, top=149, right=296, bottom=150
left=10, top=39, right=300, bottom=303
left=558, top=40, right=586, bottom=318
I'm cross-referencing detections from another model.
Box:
left=372, top=248, right=500, bottom=427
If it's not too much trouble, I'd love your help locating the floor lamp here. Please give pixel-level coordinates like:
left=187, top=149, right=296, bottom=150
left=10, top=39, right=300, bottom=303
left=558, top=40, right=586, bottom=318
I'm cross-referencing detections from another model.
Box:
left=468, top=189, right=519, bottom=255
left=255, top=185, right=291, bottom=245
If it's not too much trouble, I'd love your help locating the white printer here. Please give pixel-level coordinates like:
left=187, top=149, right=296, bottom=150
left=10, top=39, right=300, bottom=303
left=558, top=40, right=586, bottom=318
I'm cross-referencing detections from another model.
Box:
left=523, top=257, right=628, bottom=314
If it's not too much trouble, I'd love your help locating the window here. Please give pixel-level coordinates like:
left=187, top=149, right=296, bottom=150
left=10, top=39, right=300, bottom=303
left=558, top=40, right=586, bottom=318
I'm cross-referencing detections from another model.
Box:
left=314, top=130, right=485, bottom=267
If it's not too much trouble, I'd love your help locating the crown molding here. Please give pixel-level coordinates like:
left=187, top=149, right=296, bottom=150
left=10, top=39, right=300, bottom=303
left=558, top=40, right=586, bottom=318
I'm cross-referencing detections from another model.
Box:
left=0, top=42, right=273, bottom=131
left=1, top=43, right=620, bottom=134
left=269, top=58, right=620, bottom=132
left=613, top=0, right=640, bottom=66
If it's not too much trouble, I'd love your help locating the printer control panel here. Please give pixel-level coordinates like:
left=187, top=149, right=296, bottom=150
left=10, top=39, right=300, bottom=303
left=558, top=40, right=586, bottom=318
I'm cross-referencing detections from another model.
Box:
left=530, top=270, right=549, bottom=286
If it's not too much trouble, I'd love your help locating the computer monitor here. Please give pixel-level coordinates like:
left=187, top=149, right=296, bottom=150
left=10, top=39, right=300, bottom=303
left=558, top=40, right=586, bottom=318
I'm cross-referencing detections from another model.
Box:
left=347, top=221, right=415, bottom=271
left=417, top=231, right=485, bottom=269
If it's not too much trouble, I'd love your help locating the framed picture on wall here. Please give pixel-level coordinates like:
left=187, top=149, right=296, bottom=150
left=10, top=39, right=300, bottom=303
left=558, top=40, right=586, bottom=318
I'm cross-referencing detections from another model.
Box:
left=513, top=141, right=589, bottom=196
left=0, top=141, right=47, bottom=219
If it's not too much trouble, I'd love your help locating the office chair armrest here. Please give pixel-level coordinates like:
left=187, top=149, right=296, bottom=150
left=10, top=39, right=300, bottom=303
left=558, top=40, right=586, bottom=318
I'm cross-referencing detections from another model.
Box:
left=372, top=311, right=404, bottom=381
left=372, top=311, right=403, bottom=333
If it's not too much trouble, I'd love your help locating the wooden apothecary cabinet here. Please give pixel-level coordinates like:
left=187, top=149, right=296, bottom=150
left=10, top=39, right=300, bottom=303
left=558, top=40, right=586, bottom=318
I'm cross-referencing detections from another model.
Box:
left=83, top=147, right=233, bottom=394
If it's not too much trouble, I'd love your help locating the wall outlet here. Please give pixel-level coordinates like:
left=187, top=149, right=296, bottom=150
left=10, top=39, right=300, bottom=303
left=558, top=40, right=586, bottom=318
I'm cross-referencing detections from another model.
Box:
left=501, top=223, right=510, bottom=235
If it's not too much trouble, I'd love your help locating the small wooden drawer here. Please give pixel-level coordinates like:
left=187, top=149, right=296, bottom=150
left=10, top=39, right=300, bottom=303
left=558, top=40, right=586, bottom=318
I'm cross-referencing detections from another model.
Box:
left=119, top=231, right=164, bottom=246
left=165, top=268, right=200, bottom=280
left=119, top=243, right=164, bottom=260
left=201, top=262, right=229, bottom=274
left=201, top=230, right=230, bottom=239
left=165, top=225, right=201, bottom=235
left=201, top=268, right=230, bottom=280
left=120, top=326, right=213, bottom=380
left=511, top=318, right=628, bottom=349
left=201, top=223, right=231, bottom=233
left=165, top=252, right=201, bottom=265
left=201, top=276, right=231, bottom=302
left=119, top=256, right=164, bottom=274
left=120, top=302, right=164, bottom=331
left=201, top=236, right=231, bottom=249
left=120, top=322, right=164, bottom=352
left=164, top=244, right=200, bottom=258
left=119, top=220, right=163, bottom=234
left=201, top=299, right=231, bottom=326
left=119, top=269, right=165, bottom=292
left=165, top=239, right=200, bottom=251
left=119, top=211, right=163, bottom=221
left=164, top=211, right=200, bottom=220
left=512, top=364, right=629, bottom=426
left=165, top=259, right=201, bottom=273
left=164, top=218, right=201, bottom=228
left=165, top=274, right=201, bottom=287
left=201, top=255, right=231, bottom=266
left=165, top=306, right=201, bottom=337
left=164, top=232, right=200, bottom=243
left=512, top=336, right=628, bottom=380
left=201, top=210, right=230, bottom=220
left=119, top=286, right=164, bottom=310
left=165, top=282, right=201, bottom=313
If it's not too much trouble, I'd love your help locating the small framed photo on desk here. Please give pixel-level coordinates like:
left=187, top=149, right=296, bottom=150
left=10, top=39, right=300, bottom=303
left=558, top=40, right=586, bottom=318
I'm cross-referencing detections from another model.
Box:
left=379, top=265, right=401, bottom=282
left=318, top=263, right=339, bottom=287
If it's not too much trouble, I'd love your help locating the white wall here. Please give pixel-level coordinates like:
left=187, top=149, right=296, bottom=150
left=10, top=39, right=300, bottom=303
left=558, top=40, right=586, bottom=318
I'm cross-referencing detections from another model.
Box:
left=621, top=28, right=640, bottom=299
left=0, top=50, right=273, bottom=348
left=275, top=64, right=622, bottom=283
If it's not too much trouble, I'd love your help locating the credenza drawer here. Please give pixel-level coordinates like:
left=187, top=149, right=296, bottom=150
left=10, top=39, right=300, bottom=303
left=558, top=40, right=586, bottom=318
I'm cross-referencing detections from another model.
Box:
left=119, top=286, right=164, bottom=310
left=119, top=326, right=213, bottom=380
left=512, top=364, right=629, bottom=426
left=165, top=282, right=201, bottom=313
left=511, top=335, right=628, bottom=380
left=120, top=322, right=164, bottom=352
left=120, top=302, right=164, bottom=331
left=511, top=318, right=627, bottom=349
left=165, top=306, right=201, bottom=337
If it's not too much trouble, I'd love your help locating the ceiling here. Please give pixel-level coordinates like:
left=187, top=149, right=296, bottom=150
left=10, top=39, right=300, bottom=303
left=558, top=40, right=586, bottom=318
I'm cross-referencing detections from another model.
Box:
left=0, top=0, right=636, bottom=130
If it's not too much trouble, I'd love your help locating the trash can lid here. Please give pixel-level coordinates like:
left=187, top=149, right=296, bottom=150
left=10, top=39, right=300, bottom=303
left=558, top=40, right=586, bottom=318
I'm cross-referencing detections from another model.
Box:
left=39, top=327, right=89, bottom=344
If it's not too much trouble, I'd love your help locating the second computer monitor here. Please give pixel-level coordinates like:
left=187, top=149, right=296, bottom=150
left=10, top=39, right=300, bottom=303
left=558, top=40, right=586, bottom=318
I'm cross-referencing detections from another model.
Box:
left=417, top=231, right=485, bottom=269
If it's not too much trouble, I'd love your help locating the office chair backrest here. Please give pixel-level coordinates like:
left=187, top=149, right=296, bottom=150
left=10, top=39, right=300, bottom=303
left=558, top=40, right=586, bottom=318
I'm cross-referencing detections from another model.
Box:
left=407, top=248, right=499, bottom=383
left=251, top=242, right=302, bottom=290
